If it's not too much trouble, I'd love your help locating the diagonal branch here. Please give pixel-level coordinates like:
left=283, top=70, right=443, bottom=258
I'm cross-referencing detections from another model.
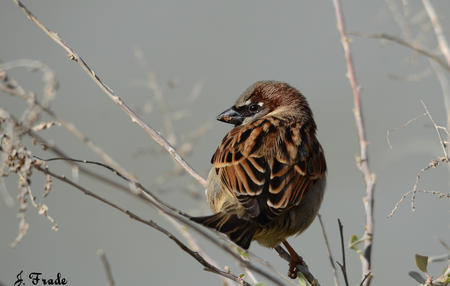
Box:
left=34, top=164, right=251, bottom=286
left=348, top=32, right=450, bottom=72
left=12, top=0, right=207, bottom=188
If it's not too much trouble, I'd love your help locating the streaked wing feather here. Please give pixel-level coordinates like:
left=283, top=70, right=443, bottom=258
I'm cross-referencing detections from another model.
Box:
left=212, top=118, right=326, bottom=224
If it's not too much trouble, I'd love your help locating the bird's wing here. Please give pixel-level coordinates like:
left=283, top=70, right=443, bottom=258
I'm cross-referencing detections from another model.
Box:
left=212, top=118, right=326, bottom=224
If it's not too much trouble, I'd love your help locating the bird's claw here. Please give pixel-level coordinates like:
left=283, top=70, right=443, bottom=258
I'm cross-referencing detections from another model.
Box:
left=288, top=263, right=298, bottom=279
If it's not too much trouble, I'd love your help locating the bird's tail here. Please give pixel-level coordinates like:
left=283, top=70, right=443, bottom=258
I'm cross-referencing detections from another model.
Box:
left=191, top=212, right=256, bottom=250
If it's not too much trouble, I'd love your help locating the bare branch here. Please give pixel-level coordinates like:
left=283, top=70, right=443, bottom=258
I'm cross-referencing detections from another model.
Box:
left=34, top=165, right=251, bottom=286
left=349, top=32, right=450, bottom=72
left=97, top=250, right=115, bottom=286
left=421, top=0, right=450, bottom=66
left=332, top=1, right=376, bottom=284
left=0, top=62, right=132, bottom=179
left=12, top=0, right=207, bottom=188
left=388, top=156, right=449, bottom=217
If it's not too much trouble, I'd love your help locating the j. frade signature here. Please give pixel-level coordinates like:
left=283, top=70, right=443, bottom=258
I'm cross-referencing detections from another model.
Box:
left=14, top=270, right=68, bottom=286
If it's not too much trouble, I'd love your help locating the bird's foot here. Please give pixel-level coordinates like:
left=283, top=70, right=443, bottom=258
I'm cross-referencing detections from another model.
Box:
left=287, top=254, right=304, bottom=279
left=282, top=240, right=304, bottom=279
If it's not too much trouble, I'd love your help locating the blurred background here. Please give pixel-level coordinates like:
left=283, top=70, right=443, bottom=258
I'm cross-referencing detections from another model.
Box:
left=1, top=0, right=449, bottom=285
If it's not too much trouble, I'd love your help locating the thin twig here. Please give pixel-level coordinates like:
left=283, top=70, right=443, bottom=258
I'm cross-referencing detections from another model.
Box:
left=388, top=156, right=449, bottom=217
left=332, top=1, right=376, bottom=284
left=336, top=219, right=349, bottom=286
left=97, top=250, right=115, bottom=286
left=421, top=0, right=450, bottom=67
left=12, top=0, right=207, bottom=188
left=421, top=100, right=448, bottom=159
left=34, top=165, right=251, bottom=286
left=349, top=32, right=450, bottom=72
left=0, top=61, right=133, bottom=179
left=386, top=112, right=427, bottom=149
left=318, top=214, right=339, bottom=286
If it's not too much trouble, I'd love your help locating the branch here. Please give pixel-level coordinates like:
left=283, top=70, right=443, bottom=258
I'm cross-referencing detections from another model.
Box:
left=388, top=101, right=450, bottom=217
left=348, top=32, right=450, bottom=73
left=332, top=1, right=376, bottom=285
left=422, top=0, right=450, bottom=67
left=336, top=219, right=349, bottom=286
left=12, top=0, right=207, bottom=188
left=0, top=62, right=131, bottom=178
left=34, top=164, right=251, bottom=286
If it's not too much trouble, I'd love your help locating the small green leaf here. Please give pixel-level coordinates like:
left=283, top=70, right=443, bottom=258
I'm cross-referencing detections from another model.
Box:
left=236, top=247, right=249, bottom=259
left=349, top=234, right=363, bottom=249
left=238, top=273, right=245, bottom=279
left=349, top=234, right=364, bottom=256
left=414, top=254, right=429, bottom=273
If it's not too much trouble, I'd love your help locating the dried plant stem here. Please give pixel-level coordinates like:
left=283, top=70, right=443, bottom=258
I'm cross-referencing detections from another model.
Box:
left=421, top=100, right=448, bottom=159
left=12, top=0, right=207, bottom=188
left=0, top=69, right=131, bottom=179
left=97, top=250, right=115, bottom=286
left=332, top=1, right=376, bottom=284
left=318, top=214, right=339, bottom=286
left=35, top=165, right=251, bottom=286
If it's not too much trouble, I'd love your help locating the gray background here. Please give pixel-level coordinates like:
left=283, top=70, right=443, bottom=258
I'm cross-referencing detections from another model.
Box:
left=1, top=0, right=449, bottom=285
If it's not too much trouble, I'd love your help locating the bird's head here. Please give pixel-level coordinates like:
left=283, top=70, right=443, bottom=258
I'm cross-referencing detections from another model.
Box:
left=217, top=81, right=313, bottom=126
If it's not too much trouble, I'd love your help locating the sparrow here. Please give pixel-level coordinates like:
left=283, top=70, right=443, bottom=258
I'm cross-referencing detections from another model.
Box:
left=192, top=81, right=327, bottom=278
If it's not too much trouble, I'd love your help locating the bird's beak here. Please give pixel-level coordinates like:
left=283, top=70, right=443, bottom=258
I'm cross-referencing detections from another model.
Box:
left=217, top=107, right=244, bottom=126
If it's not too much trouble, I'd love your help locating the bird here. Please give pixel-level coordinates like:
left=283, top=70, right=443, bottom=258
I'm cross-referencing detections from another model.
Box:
left=191, top=81, right=327, bottom=278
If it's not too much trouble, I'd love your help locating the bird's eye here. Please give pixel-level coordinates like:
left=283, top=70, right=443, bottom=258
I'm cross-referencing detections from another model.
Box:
left=248, top=103, right=259, bottom=113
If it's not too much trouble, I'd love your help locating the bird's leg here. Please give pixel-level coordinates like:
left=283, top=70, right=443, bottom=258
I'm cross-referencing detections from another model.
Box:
left=282, top=240, right=304, bottom=279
